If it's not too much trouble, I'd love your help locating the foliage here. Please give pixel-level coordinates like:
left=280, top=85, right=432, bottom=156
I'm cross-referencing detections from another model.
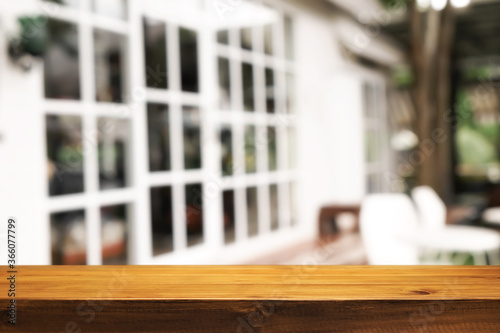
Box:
left=379, top=0, right=408, bottom=10
left=463, top=66, right=493, bottom=82
left=12, top=16, right=48, bottom=57
left=454, top=90, right=500, bottom=165
left=455, top=90, right=474, bottom=127
left=456, top=126, right=498, bottom=165
left=391, top=65, right=414, bottom=88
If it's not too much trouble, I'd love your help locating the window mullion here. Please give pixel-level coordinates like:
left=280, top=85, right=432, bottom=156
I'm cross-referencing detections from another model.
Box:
left=198, top=21, right=224, bottom=249
left=127, top=0, right=153, bottom=264
left=279, top=182, right=291, bottom=229
left=167, top=24, right=181, bottom=93
left=78, top=1, right=102, bottom=265
left=167, top=22, right=187, bottom=251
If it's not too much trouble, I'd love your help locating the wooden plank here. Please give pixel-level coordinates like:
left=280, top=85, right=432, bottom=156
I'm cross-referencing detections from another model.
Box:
left=1, top=266, right=500, bottom=332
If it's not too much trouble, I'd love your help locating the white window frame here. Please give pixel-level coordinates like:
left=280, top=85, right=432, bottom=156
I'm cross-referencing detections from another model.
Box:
left=362, top=79, right=391, bottom=194
left=212, top=0, right=299, bottom=254
left=43, top=0, right=135, bottom=265
left=40, top=0, right=302, bottom=265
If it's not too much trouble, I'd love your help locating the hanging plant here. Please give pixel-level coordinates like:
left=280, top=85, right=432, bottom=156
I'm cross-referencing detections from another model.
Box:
left=8, top=16, right=48, bottom=70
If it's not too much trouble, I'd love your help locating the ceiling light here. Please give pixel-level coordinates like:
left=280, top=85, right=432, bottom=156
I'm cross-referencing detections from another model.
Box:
left=417, top=0, right=431, bottom=11
left=450, top=0, right=471, bottom=8
left=431, top=0, right=447, bottom=11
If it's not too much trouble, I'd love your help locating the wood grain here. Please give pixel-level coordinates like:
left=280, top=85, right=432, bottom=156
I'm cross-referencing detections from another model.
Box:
left=1, top=266, right=500, bottom=332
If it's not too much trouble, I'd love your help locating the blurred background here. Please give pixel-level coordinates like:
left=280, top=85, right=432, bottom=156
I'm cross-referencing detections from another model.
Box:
left=1, top=0, right=500, bottom=265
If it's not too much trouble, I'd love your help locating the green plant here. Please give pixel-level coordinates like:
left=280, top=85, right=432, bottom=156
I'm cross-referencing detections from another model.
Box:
left=379, top=0, right=408, bottom=10
left=391, top=65, right=414, bottom=88
left=9, top=16, right=48, bottom=58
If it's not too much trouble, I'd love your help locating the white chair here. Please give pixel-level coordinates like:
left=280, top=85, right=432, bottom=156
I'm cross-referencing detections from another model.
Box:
left=410, top=186, right=446, bottom=232
left=482, top=207, right=500, bottom=226
left=412, top=186, right=500, bottom=265
left=360, top=193, right=420, bottom=265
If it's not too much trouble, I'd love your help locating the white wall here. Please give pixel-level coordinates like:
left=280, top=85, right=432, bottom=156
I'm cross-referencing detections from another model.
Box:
left=0, top=12, right=49, bottom=265
left=289, top=0, right=401, bottom=240
left=326, top=73, right=366, bottom=203
left=289, top=0, right=366, bottom=241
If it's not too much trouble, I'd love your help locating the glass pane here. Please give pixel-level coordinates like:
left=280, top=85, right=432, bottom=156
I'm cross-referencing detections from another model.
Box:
left=284, top=15, right=294, bottom=60
left=51, top=210, right=86, bottom=265
left=143, top=18, right=167, bottom=89
left=92, top=0, right=127, bottom=20
left=286, top=72, right=295, bottom=114
left=268, top=126, right=277, bottom=171
left=240, top=28, right=252, bottom=50
left=367, top=174, right=381, bottom=194
left=183, top=106, right=202, bottom=169
left=245, top=125, right=256, bottom=173
left=365, top=129, right=381, bottom=163
left=221, top=126, right=233, bottom=176
left=44, top=19, right=80, bottom=100
left=186, top=184, right=204, bottom=247
left=223, top=190, right=235, bottom=244
left=98, top=118, right=129, bottom=190
left=151, top=186, right=173, bottom=256
left=242, top=63, right=255, bottom=111
left=265, top=68, right=275, bottom=113
left=94, top=29, right=126, bottom=103
left=363, top=83, right=370, bottom=117
left=46, top=115, right=84, bottom=196
left=247, top=187, right=258, bottom=237
left=290, top=182, right=297, bottom=226
left=364, top=83, right=379, bottom=119
left=264, top=24, right=273, bottom=55
left=147, top=103, right=170, bottom=172
left=288, top=127, right=297, bottom=169
left=372, top=85, right=379, bottom=118
left=217, top=30, right=229, bottom=44
left=270, top=184, right=279, bottom=230
left=179, top=27, right=199, bottom=93
left=101, top=204, right=128, bottom=265
left=218, top=57, right=231, bottom=110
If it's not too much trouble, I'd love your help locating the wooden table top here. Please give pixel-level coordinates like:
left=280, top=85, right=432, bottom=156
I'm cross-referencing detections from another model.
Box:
left=1, top=265, right=500, bottom=301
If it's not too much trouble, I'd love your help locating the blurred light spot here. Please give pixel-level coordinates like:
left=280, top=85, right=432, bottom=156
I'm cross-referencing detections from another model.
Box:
left=431, top=0, right=447, bottom=11
left=450, top=0, right=470, bottom=8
